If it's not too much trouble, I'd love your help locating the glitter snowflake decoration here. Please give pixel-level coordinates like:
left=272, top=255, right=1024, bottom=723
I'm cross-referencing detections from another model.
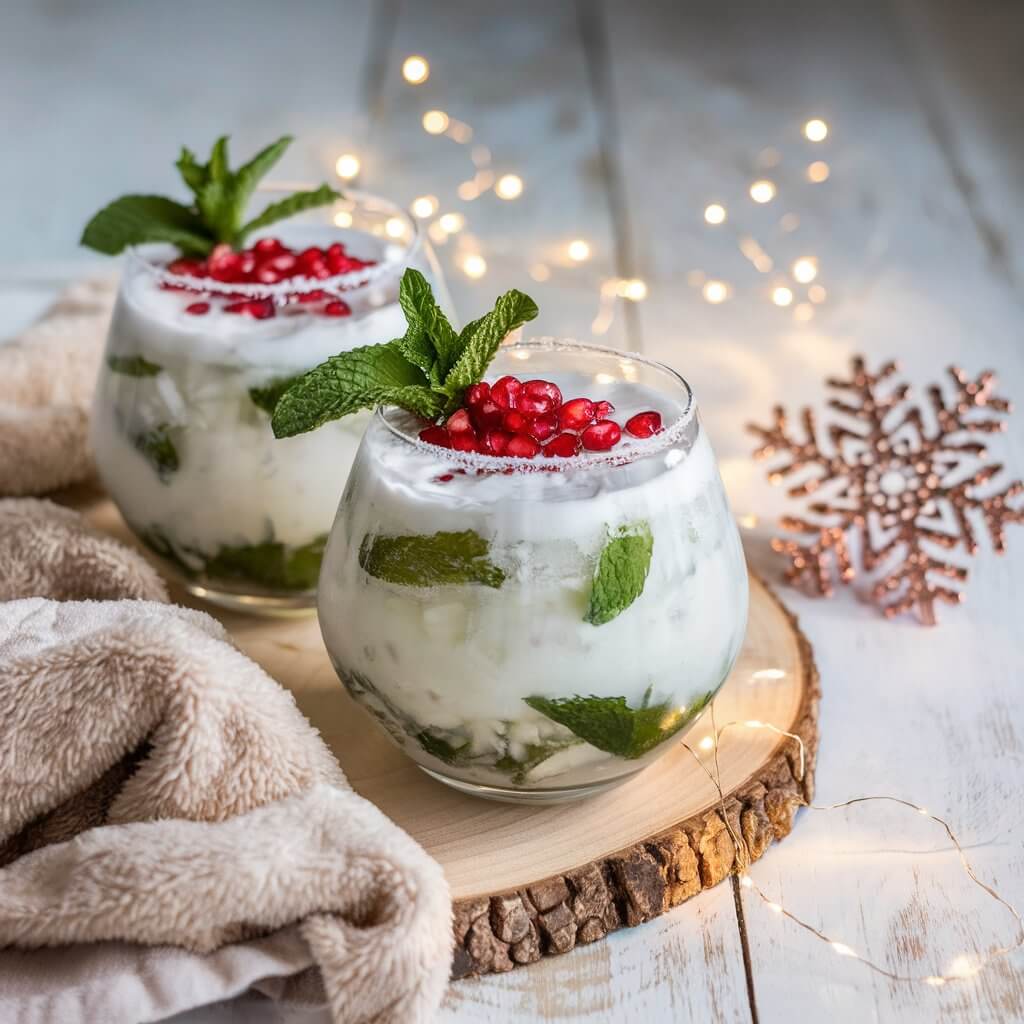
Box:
left=748, top=357, right=1023, bottom=624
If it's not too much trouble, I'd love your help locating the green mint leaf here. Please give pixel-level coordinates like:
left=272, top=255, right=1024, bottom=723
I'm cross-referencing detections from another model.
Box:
left=107, top=354, right=163, bottom=377
left=248, top=374, right=303, bottom=415
left=196, top=178, right=236, bottom=246
left=524, top=689, right=702, bottom=759
left=138, top=526, right=197, bottom=577
left=175, top=146, right=208, bottom=196
left=132, top=424, right=180, bottom=482
left=417, top=730, right=471, bottom=765
left=203, top=535, right=326, bottom=591
left=237, top=184, right=342, bottom=246
left=494, top=738, right=581, bottom=784
left=584, top=522, right=654, bottom=626
left=270, top=341, right=435, bottom=437
left=398, top=268, right=459, bottom=376
left=207, top=136, right=230, bottom=183
left=358, top=530, right=506, bottom=589
left=80, top=195, right=213, bottom=256
left=442, top=289, right=539, bottom=408
left=228, top=135, right=292, bottom=239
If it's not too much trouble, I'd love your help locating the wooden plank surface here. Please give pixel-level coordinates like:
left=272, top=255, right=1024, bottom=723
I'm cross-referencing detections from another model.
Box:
left=2, top=0, right=1024, bottom=1022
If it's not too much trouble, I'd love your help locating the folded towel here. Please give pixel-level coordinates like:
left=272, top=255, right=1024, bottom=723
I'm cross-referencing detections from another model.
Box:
left=0, top=278, right=115, bottom=496
left=0, top=499, right=452, bottom=1023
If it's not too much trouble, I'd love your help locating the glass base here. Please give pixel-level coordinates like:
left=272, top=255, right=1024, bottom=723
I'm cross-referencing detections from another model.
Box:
left=417, top=764, right=635, bottom=805
left=182, top=580, right=317, bottom=618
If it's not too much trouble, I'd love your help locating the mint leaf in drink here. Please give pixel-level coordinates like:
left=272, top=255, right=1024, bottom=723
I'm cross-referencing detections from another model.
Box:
left=524, top=688, right=706, bottom=759
left=82, top=134, right=340, bottom=255
left=358, top=530, right=506, bottom=589
left=204, top=534, right=326, bottom=591
left=107, top=354, right=163, bottom=377
left=249, top=374, right=303, bottom=415
left=417, top=729, right=471, bottom=765
left=81, top=196, right=213, bottom=256
left=271, top=342, right=441, bottom=437
left=132, top=424, right=180, bottom=482
left=441, top=289, right=539, bottom=410
left=584, top=522, right=654, bottom=626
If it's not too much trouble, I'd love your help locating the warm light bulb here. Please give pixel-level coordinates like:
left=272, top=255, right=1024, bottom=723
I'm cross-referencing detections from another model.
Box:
left=333, top=210, right=353, bottom=228
left=335, top=154, right=360, bottom=180
left=437, top=212, right=464, bottom=234
left=401, top=55, right=429, bottom=85
left=772, top=286, right=794, bottom=307
left=807, top=161, right=830, bottom=183
left=495, top=174, right=524, bottom=200
left=792, top=257, right=818, bottom=283
left=698, top=735, right=715, bottom=750
left=422, top=110, right=449, bottom=135
left=831, top=942, right=856, bottom=957
left=808, top=284, right=827, bottom=304
left=462, top=254, right=487, bottom=279
left=567, top=239, right=591, bottom=262
left=749, top=180, right=777, bottom=204
left=529, top=263, right=551, bottom=282
left=385, top=217, right=406, bottom=239
left=804, top=118, right=828, bottom=142
left=702, top=280, right=729, bottom=304
left=410, top=195, right=438, bottom=219
left=619, top=278, right=648, bottom=301
left=704, top=203, right=727, bottom=225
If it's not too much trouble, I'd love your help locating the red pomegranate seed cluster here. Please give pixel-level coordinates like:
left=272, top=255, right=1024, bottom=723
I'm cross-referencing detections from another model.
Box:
left=162, top=238, right=374, bottom=320
left=417, top=375, right=664, bottom=462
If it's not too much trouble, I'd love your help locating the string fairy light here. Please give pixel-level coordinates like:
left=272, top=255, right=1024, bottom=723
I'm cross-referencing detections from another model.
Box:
left=461, top=253, right=487, bottom=279
left=750, top=180, right=777, bottom=204
left=792, top=257, right=818, bottom=284
left=401, top=55, right=430, bottom=85
left=422, top=110, right=449, bottom=135
left=807, top=160, right=830, bottom=183
left=334, top=153, right=360, bottom=181
left=704, top=203, right=727, bottom=225
left=702, top=280, right=730, bottom=304
left=410, top=195, right=438, bottom=219
left=803, top=118, right=829, bottom=142
left=567, top=239, right=591, bottom=262
left=495, top=174, right=524, bottom=200
left=679, top=707, right=1024, bottom=988
left=772, top=285, right=794, bottom=307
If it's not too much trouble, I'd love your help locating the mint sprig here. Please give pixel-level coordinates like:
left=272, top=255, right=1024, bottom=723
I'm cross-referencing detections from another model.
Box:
left=271, top=269, right=538, bottom=437
left=107, top=354, right=163, bottom=377
left=358, top=530, right=506, bottom=588
left=524, top=687, right=714, bottom=760
left=585, top=522, right=654, bottom=625
left=81, top=135, right=341, bottom=256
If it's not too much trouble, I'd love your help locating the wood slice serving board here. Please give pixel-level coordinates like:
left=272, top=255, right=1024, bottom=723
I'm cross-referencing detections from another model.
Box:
left=78, top=491, right=820, bottom=978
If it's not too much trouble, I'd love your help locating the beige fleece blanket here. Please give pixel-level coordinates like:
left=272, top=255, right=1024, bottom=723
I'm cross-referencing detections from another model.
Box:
left=0, top=281, right=453, bottom=1024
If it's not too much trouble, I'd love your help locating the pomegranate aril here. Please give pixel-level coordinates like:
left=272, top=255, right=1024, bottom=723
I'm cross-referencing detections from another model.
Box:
left=527, top=412, right=559, bottom=442
left=168, top=258, right=202, bottom=276
left=506, top=433, right=541, bottom=459
left=593, top=400, right=615, bottom=419
left=523, top=379, right=563, bottom=408
left=558, top=397, right=596, bottom=431
left=323, top=300, right=351, bottom=317
left=581, top=419, right=622, bottom=451
left=473, top=400, right=505, bottom=431
left=256, top=267, right=281, bottom=284
left=482, top=429, right=511, bottom=455
left=270, top=253, right=298, bottom=274
left=491, top=375, right=522, bottom=410
left=517, top=393, right=555, bottom=416
left=184, top=301, right=210, bottom=315
left=295, top=290, right=326, bottom=303
left=254, top=237, right=283, bottom=255
left=436, top=473, right=454, bottom=483
left=502, top=410, right=528, bottom=433
left=451, top=431, right=478, bottom=452
left=418, top=425, right=452, bottom=448
left=446, top=409, right=475, bottom=434
left=544, top=432, right=582, bottom=458
left=224, top=298, right=275, bottom=319
left=464, top=382, right=491, bottom=408
left=625, top=411, right=662, bottom=438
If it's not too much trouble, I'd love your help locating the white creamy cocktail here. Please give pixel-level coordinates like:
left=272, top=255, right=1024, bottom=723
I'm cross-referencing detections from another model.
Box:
left=317, top=340, right=749, bottom=801
left=90, top=193, right=448, bottom=613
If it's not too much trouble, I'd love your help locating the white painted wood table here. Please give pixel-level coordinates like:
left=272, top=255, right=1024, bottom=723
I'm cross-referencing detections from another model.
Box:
left=2, top=2, right=1023, bottom=1021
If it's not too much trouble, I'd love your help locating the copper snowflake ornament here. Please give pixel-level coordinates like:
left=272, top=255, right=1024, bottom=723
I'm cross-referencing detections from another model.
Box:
left=748, top=357, right=1023, bottom=624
